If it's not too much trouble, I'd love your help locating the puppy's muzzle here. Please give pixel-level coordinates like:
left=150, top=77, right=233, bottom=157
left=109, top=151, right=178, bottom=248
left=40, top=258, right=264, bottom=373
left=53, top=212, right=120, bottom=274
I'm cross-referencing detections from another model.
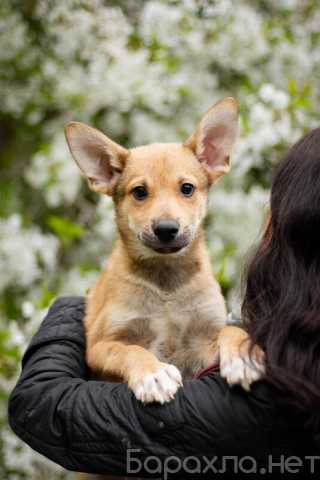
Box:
left=141, top=219, right=189, bottom=254
left=153, top=219, right=179, bottom=243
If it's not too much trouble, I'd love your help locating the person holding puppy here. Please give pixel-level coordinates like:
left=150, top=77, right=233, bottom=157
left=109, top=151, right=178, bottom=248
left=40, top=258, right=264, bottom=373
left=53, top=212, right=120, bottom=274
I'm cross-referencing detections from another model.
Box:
left=8, top=128, right=320, bottom=477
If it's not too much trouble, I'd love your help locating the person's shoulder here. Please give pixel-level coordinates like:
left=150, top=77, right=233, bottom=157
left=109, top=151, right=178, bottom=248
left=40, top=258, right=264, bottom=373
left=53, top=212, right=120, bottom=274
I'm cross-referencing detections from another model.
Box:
left=41, top=296, right=86, bottom=328
left=47, top=295, right=86, bottom=317
left=22, top=296, right=86, bottom=365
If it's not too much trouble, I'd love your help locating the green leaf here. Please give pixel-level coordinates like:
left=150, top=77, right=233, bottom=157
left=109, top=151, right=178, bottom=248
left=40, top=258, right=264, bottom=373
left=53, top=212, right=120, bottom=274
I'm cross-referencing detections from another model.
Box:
left=288, top=78, right=297, bottom=96
left=36, top=284, right=57, bottom=309
left=46, top=215, right=85, bottom=245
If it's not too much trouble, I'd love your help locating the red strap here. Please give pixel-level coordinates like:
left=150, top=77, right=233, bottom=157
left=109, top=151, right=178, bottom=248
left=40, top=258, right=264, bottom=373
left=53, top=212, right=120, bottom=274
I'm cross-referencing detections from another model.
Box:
left=195, top=363, right=220, bottom=379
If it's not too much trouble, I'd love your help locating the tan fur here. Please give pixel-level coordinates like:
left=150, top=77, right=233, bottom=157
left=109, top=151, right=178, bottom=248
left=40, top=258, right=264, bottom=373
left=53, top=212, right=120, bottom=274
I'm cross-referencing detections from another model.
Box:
left=66, top=98, right=264, bottom=480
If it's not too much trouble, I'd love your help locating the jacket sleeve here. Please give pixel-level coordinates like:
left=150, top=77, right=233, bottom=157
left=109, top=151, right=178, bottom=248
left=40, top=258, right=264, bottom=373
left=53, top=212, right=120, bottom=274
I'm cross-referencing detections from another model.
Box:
left=8, top=297, right=279, bottom=477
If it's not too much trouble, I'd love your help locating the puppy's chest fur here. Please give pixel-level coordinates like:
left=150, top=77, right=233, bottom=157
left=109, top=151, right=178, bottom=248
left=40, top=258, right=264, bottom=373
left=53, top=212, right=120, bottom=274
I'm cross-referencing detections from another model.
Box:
left=91, top=272, right=226, bottom=379
left=125, top=299, right=223, bottom=377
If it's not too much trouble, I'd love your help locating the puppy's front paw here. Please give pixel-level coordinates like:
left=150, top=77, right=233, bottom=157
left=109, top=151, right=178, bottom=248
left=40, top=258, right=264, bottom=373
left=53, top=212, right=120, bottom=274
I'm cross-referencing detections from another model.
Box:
left=129, top=363, right=182, bottom=404
left=220, top=347, right=265, bottom=391
left=219, top=326, right=265, bottom=391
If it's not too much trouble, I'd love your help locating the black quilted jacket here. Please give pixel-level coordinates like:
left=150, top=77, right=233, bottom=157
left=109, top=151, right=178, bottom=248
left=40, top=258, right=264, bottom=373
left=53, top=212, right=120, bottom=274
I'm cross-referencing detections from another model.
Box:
left=8, top=297, right=320, bottom=478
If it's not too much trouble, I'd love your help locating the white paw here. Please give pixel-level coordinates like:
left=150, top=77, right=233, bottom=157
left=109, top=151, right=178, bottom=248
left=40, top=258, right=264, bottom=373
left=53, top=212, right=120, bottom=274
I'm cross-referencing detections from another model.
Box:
left=220, top=354, right=265, bottom=391
left=132, top=364, right=182, bottom=404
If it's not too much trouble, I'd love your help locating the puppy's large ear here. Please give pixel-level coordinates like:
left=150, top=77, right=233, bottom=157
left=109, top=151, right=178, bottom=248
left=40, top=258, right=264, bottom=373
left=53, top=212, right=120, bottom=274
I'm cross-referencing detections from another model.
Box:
left=184, top=97, right=238, bottom=184
left=65, top=122, right=129, bottom=195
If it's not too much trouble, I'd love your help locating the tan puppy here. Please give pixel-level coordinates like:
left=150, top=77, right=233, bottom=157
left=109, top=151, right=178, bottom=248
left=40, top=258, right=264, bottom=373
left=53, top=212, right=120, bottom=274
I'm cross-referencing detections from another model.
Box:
left=65, top=97, right=263, bottom=407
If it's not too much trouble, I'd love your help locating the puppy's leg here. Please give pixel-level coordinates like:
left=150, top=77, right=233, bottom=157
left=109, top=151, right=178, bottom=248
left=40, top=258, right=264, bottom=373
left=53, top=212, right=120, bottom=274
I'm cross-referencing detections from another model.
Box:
left=87, top=341, right=182, bottom=403
left=217, top=326, right=265, bottom=390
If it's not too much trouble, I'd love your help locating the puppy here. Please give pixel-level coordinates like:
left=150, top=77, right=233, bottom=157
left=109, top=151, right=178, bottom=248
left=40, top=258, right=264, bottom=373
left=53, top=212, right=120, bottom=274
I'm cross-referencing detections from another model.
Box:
left=66, top=98, right=263, bottom=478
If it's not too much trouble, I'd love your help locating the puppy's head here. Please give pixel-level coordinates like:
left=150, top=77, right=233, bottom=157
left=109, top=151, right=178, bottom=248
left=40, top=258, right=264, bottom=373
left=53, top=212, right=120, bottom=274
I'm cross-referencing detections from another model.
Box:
left=65, top=97, right=238, bottom=258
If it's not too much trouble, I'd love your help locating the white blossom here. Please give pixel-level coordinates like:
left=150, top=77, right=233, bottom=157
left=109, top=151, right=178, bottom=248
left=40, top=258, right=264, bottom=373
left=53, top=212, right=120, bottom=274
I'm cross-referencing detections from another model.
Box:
left=0, top=215, right=59, bottom=291
left=25, top=134, right=82, bottom=207
left=1, top=1, right=320, bottom=476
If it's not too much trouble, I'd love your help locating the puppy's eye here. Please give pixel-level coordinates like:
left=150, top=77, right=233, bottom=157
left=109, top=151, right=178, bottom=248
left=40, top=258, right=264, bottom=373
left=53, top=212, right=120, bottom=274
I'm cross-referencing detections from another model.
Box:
left=180, top=183, right=194, bottom=197
left=132, top=186, right=148, bottom=201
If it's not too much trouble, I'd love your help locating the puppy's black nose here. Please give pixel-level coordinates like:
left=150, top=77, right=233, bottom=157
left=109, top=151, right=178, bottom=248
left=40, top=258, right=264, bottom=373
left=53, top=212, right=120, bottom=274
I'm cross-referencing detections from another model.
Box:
left=153, top=219, right=179, bottom=243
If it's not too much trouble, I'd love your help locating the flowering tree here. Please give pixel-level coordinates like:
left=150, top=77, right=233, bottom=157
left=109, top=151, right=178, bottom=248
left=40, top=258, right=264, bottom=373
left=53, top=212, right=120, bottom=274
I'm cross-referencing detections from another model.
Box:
left=1, top=0, right=319, bottom=477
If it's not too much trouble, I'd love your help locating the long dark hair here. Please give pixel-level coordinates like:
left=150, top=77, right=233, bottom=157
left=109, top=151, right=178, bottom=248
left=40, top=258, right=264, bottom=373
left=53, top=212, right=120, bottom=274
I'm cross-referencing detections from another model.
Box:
left=242, top=128, right=320, bottom=430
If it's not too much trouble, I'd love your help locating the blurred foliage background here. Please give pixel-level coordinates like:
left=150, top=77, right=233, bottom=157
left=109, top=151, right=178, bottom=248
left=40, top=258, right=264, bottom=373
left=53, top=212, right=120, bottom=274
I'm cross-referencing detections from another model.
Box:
left=0, top=0, right=319, bottom=477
